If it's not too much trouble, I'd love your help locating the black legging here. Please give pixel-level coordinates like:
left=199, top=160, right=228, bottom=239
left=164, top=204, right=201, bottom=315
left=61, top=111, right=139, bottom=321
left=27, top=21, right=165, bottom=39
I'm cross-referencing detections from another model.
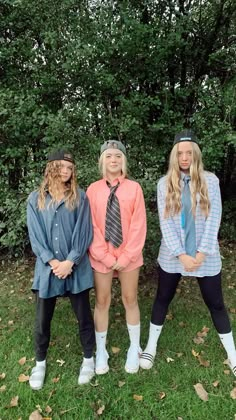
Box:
left=34, top=289, right=95, bottom=361
left=151, top=266, right=231, bottom=334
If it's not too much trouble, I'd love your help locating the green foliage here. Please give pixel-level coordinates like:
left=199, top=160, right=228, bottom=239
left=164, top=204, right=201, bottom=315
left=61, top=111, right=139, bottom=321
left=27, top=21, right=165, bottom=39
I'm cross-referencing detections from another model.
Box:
left=0, top=0, right=236, bottom=264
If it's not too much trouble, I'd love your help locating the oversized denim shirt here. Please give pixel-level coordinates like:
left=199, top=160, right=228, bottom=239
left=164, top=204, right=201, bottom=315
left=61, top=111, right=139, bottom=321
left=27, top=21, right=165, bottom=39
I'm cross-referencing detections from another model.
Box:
left=27, top=189, right=94, bottom=298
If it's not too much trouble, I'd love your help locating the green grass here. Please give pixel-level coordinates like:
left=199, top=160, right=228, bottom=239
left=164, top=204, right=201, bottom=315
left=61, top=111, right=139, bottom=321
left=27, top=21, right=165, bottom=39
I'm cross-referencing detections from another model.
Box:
left=0, top=246, right=236, bottom=420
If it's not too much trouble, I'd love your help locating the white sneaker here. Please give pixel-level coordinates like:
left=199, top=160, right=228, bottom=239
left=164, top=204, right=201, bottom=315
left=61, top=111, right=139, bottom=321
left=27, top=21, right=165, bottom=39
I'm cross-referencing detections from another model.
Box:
left=29, top=364, right=46, bottom=390
left=125, top=346, right=141, bottom=374
left=78, top=358, right=95, bottom=385
left=95, top=349, right=109, bottom=375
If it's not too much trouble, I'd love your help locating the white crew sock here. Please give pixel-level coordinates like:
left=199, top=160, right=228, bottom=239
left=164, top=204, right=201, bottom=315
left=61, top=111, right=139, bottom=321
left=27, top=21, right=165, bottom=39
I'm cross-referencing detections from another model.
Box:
left=219, top=331, right=236, bottom=365
left=95, top=330, right=107, bottom=352
left=36, top=360, right=46, bottom=367
left=83, top=356, right=94, bottom=365
left=144, top=322, right=163, bottom=355
left=127, top=323, right=140, bottom=349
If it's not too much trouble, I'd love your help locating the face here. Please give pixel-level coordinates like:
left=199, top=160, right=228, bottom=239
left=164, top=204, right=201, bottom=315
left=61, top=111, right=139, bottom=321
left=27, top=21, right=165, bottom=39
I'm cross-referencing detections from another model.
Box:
left=177, top=141, right=193, bottom=173
left=104, top=148, right=123, bottom=177
left=59, top=160, right=73, bottom=183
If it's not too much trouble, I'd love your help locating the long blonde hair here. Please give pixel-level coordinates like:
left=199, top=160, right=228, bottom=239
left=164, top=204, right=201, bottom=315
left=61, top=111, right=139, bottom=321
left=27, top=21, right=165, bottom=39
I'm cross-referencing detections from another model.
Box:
left=98, top=150, right=128, bottom=178
left=38, top=161, right=79, bottom=210
left=164, top=142, right=210, bottom=218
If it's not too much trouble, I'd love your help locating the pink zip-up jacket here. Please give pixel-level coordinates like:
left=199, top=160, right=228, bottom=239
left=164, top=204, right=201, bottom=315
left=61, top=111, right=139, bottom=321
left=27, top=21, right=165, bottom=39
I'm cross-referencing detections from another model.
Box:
left=86, top=177, right=147, bottom=273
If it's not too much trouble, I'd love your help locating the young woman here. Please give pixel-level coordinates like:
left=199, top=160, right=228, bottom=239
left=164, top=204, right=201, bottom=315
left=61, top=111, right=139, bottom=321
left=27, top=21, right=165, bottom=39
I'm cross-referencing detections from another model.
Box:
left=27, top=150, right=95, bottom=389
left=87, top=140, right=147, bottom=374
left=140, top=130, right=236, bottom=376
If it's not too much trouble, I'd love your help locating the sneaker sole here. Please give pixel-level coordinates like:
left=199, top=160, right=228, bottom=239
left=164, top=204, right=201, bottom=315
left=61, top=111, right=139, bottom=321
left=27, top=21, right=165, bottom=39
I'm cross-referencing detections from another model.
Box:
left=125, top=366, right=139, bottom=374
left=95, top=366, right=109, bottom=375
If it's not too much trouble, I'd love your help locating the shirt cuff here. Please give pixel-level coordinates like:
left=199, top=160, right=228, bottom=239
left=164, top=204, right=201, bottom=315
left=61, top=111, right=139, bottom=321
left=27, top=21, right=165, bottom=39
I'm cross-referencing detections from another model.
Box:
left=66, top=250, right=80, bottom=265
left=40, top=250, right=55, bottom=264
left=100, top=254, right=117, bottom=269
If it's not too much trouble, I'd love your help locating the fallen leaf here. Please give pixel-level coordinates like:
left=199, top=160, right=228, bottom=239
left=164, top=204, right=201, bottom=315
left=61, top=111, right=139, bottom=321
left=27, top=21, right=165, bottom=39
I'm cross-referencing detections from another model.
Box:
left=66, top=343, right=70, bottom=348
left=10, top=395, right=19, bottom=407
left=0, top=385, right=6, bottom=392
left=8, top=320, right=14, bottom=325
left=166, top=357, right=174, bottom=363
left=193, top=337, right=205, bottom=345
left=230, top=388, right=236, bottom=399
left=179, top=322, right=186, bottom=327
left=198, top=356, right=210, bottom=368
left=18, top=357, right=26, bottom=365
left=133, top=394, right=143, bottom=401
left=18, top=374, right=29, bottom=383
left=56, top=359, right=65, bottom=367
left=192, top=349, right=199, bottom=358
left=193, top=383, right=208, bottom=401
left=224, top=370, right=230, bottom=375
left=177, top=352, right=183, bottom=358
left=166, top=313, right=173, bottom=320
left=97, top=405, right=105, bottom=415
left=197, top=327, right=209, bottom=337
left=111, top=347, right=121, bottom=354
left=212, top=380, right=220, bottom=387
left=0, top=373, right=6, bottom=379
left=118, top=381, right=125, bottom=388
left=223, top=359, right=229, bottom=365
left=45, top=405, right=52, bottom=413
left=159, top=391, right=166, bottom=400
left=52, top=377, right=60, bottom=383
left=29, top=410, right=43, bottom=420
left=229, top=308, right=236, bottom=314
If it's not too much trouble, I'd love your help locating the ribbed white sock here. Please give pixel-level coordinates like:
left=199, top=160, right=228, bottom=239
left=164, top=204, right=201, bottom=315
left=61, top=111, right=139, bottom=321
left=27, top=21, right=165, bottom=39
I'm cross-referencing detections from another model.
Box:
left=83, top=356, right=94, bottom=365
left=95, top=330, right=107, bottom=352
left=144, top=322, right=163, bottom=355
left=36, top=360, right=46, bottom=367
left=219, top=331, right=236, bottom=365
left=127, top=323, right=140, bottom=349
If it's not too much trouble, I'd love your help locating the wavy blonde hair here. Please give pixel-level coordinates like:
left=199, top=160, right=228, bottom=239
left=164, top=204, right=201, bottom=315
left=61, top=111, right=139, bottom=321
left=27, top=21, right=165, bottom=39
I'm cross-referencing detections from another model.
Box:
left=164, top=142, right=210, bottom=218
left=38, top=161, right=79, bottom=210
left=98, top=150, right=128, bottom=178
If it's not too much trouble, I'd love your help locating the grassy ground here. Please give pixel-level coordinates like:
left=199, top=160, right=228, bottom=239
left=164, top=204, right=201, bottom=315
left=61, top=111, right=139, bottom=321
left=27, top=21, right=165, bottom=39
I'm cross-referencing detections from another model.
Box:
left=0, top=245, right=236, bottom=420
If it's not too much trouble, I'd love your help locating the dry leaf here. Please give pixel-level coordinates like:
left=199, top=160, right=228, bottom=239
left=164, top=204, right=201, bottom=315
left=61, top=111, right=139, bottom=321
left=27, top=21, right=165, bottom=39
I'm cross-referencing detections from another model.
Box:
left=0, top=373, right=6, bottom=380
left=229, top=308, right=236, bottom=314
left=45, top=406, right=52, bottom=413
left=230, top=388, right=236, bottom=399
left=29, top=410, right=43, bottom=420
left=133, top=394, right=143, bottom=401
left=52, top=377, right=60, bottom=383
left=212, top=380, right=220, bottom=387
left=0, top=385, right=6, bottom=392
left=177, top=352, right=183, bottom=358
left=56, top=359, right=65, bottom=367
left=166, top=313, right=173, bottom=320
left=118, top=381, right=125, bottom=388
left=97, top=405, right=105, bottom=415
left=18, top=374, right=29, bottom=383
left=192, top=349, right=199, bottom=358
left=18, top=357, right=26, bottom=366
left=223, top=359, right=229, bottom=365
left=166, top=357, right=174, bottom=363
left=198, top=356, right=210, bottom=368
left=111, top=347, right=121, bottom=354
left=193, top=383, right=208, bottom=401
left=193, top=337, right=205, bottom=345
left=224, top=370, right=230, bottom=375
left=10, top=395, right=19, bottom=407
left=179, top=322, right=186, bottom=327
left=8, top=320, right=14, bottom=325
left=159, top=392, right=166, bottom=400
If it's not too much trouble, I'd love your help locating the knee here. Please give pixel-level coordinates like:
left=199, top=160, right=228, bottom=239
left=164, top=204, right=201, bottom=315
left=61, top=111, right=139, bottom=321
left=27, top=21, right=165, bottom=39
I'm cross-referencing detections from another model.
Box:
left=122, top=294, right=138, bottom=310
left=95, top=294, right=111, bottom=311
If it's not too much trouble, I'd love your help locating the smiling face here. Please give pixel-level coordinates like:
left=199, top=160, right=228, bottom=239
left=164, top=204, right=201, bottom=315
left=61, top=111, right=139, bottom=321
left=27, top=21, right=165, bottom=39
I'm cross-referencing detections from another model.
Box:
left=59, top=160, right=73, bottom=183
left=104, top=148, right=123, bottom=178
left=177, top=141, right=193, bottom=174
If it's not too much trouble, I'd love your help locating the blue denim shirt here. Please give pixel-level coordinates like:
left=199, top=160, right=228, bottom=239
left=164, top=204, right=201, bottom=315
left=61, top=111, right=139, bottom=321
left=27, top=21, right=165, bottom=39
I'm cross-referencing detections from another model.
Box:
left=27, top=189, right=94, bottom=298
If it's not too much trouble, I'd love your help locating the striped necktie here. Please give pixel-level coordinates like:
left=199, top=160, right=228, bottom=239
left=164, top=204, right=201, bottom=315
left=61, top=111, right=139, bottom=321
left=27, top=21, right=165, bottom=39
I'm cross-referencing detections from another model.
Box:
left=105, top=182, right=123, bottom=248
left=181, top=175, right=196, bottom=257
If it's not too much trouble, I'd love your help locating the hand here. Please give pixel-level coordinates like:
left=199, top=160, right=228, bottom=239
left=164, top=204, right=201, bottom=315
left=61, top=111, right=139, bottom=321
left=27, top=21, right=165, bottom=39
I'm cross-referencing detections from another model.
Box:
left=195, top=252, right=205, bottom=265
left=111, top=261, right=125, bottom=271
left=52, top=260, right=74, bottom=279
left=178, top=254, right=201, bottom=272
left=49, top=259, right=60, bottom=270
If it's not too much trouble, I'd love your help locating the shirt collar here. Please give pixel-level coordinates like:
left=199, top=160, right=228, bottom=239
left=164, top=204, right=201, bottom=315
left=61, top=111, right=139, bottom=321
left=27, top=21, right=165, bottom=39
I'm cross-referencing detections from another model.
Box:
left=103, top=175, right=125, bottom=186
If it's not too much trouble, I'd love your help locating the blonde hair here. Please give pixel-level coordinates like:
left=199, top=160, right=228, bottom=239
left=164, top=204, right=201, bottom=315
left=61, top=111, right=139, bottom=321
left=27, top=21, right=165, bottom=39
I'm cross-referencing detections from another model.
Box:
left=38, top=161, right=79, bottom=210
left=98, top=150, right=128, bottom=178
left=164, top=142, right=210, bottom=218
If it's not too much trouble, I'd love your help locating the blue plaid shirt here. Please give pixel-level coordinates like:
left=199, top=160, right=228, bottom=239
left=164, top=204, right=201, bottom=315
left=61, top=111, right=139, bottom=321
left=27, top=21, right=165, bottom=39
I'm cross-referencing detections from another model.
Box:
left=27, top=189, right=94, bottom=298
left=157, top=172, right=222, bottom=277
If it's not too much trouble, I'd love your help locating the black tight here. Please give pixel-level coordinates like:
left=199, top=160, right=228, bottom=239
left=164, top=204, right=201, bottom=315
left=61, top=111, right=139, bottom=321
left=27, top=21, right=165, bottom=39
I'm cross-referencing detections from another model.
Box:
left=151, top=267, right=231, bottom=334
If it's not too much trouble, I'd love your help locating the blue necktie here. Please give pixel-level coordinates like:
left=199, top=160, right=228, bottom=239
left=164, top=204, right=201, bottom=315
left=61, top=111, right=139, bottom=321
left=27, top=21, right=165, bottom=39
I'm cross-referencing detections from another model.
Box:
left=181, top=176, right=196, bottom=257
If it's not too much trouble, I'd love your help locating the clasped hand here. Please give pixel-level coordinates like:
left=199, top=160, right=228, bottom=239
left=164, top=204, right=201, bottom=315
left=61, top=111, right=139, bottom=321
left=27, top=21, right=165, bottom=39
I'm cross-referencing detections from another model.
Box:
left=179, top=252, right=205, bottom=272
left=49, top=259, right=74, bottom=279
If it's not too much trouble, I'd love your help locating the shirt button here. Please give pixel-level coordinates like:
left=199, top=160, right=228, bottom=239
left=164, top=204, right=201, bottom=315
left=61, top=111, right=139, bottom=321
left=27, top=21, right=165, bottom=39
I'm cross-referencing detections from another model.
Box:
left=55, top=237, right=58, bottom=240
left=55, top=251, right=58, bottom=254
left=55, top=224, right=58, bottom=227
